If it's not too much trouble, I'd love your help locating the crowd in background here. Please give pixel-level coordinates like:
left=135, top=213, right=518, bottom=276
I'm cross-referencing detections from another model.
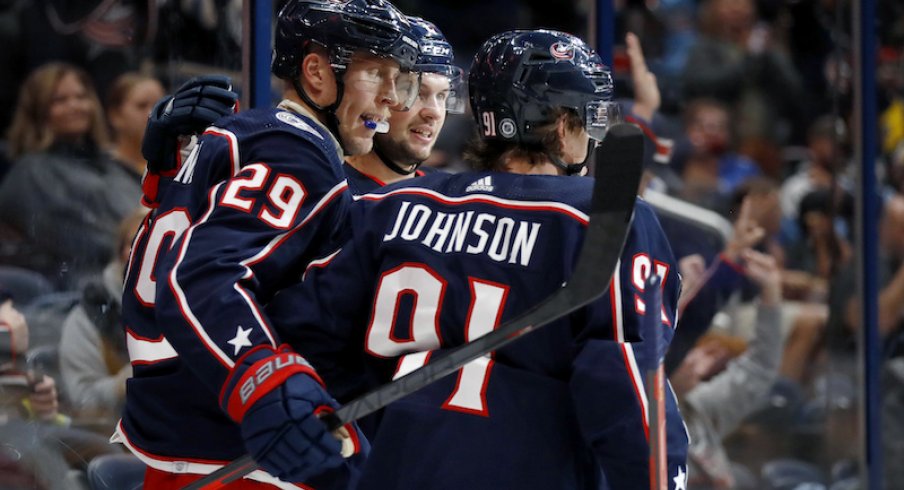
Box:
left=0, top=0, right=901, bottom=489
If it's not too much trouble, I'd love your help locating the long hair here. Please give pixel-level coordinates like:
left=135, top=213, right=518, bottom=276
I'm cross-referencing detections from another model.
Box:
left=6, top=62, right=109, bottom=159
left=463, top=108, right=582, bottom=172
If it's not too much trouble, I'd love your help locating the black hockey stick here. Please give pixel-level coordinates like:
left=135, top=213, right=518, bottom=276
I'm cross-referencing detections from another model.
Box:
left=184, top=123, right=645, bottom=490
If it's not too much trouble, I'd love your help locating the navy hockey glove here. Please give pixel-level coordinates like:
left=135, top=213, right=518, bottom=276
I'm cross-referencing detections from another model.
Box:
left=221, top=345, right=346, bottom=483
left=142, top=75, right=238, bottom=173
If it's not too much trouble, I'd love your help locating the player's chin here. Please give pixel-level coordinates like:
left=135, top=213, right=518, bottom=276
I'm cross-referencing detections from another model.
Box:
left=343, top=133, right=375, bottom=156
left=405, top=141, right=434, bottom=162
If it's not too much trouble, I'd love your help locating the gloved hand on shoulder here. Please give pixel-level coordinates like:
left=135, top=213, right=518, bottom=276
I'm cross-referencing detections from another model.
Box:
left=142, top=75, right=238, bottom=173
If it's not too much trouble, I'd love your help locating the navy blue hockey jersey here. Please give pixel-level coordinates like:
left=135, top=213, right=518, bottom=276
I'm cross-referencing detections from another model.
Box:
left=268, top=171, right=689, bottom=489
left=117, top=104, right=363, bottom=488
left=342, top=161, right=435, bottom=196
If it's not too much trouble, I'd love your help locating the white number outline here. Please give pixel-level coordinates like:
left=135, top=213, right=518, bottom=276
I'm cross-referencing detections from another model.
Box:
left=219, top=163, right=307, bottom=230
left=482, top=111, right=496, bottom=137
left=367, top=264, right=509, bottom=416
left=631, top=252, right=671, bottom=326
left=133, top=209, right=192, bottom=306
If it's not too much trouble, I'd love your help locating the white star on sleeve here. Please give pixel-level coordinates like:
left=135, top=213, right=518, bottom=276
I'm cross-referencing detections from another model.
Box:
left=227, top=326, right=253, bottom=356
left=674, top=465, right=687, bottom=490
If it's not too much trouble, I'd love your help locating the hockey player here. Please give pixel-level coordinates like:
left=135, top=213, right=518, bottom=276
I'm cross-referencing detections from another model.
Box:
left=115, top=1, right=420, bottom=488
left=343, top=16, right=465, bottom=194
left=267, top=29, right=689, bottom=489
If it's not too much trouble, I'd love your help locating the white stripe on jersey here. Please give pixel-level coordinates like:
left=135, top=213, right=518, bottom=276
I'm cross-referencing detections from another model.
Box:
left=303, top=248, right=341, bottom=281
left=169, top=182, right=239, bottom=368
left=611, top=261, right=625, bottom=343
left=355, top=187, right=590, bottom=224
left=622, top=343, right=650, bottom=436
left=111, top=422, right=304, bottom=489
left=170, top=179, right=350, bottom=368
left=237, top=181, right=349, bottom=347
left=241, top=180, right=349, bottom=267
left=126, top=330, right=178, bottom=364
left=205, top=127, right=242, bottom=177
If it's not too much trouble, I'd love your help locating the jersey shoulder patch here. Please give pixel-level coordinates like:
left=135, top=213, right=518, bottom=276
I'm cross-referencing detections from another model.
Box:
left=275, top=110, right=323, bottom=140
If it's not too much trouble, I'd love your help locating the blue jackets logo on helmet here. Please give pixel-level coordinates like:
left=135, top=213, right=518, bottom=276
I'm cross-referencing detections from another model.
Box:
left=550, top=42, right=575, bottom=61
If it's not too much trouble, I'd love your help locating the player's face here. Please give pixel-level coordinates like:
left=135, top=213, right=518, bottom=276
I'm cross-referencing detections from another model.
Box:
left=336, top=54, right=417, bottom=155
left=48, top=72, right=94, bottom=142
left=687, top=106, right=730, bottom=154
left=376, top=72, right=450, bottom=164
left=110, top=79, right=165, bottom=145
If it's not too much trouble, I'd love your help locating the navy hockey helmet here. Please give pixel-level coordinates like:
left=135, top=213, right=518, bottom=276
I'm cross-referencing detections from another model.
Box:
left=273, top=0, right=419, bottom=79
left=468, top=29, right=618, bottom=145
left=408, top=16, right=466, bottom=114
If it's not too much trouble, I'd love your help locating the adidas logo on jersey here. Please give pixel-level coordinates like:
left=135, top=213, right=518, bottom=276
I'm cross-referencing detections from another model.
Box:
left=465, top=176, right=494, bottom=193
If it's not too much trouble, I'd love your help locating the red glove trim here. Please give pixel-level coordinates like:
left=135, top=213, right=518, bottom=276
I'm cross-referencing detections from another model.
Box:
left=224, top=350, right=325, bottom=422
left=140, top=172, right=162, bottom=208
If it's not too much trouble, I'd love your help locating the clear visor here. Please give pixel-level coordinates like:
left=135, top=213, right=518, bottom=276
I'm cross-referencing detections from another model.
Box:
left=416, top=64, right=466, bottom=114
left=391, top=71, right=421, bottom=111
left=585, top=100, right=620, bottom=142
left=344, top=64, right=422, bottom=112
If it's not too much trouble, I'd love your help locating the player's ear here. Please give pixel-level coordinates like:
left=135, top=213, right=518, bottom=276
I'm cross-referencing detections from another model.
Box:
left=300, top=50, right=337, bottom=106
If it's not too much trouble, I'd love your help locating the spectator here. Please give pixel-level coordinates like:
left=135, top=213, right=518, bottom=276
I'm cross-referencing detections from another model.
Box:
left=783, top=189, right=852, bottom=303
left=666, top=195, right=764, bottom=372
left=779, top=115, right=851, bottom=225
left=682, top=0, right=806, bottom=159
left=106, top=72, right=165, bottom=179
left=676, top=98, right=761, bottom=211
left=671, top=249, right=783, bottom=489
left=59, top=208, right=145, bottom=421
left=0, top=286, right=111, bottom=490
left=831, top=194, right=904, bottom=347
left=776, top=189, right=852, bottom=385
left=0, top=62, right=141, bottom=289
left=728, top=177, right=784, bottom=261
left=0, top=288, right=29, bottom=371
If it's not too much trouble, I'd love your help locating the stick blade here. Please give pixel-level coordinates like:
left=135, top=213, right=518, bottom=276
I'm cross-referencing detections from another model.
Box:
left=567, top=122, right=646, bottom=301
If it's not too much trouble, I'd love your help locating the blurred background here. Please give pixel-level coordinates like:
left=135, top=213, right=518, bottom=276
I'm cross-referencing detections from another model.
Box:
left=0, top=0, right=901, bottom=488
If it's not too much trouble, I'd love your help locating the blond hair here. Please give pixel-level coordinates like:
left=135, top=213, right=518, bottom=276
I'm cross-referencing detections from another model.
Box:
left=6, top=62, right=109, bottom=159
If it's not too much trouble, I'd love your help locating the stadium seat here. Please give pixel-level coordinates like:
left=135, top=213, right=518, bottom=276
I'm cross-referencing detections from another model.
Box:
left=747, top=377, right=805, bottom=428
left=21, top=291, right=80, bottom=349
left=86, top=453, right=145, bottom=490
left=0, top=265, right=54, bottom=307
left=761, top=458, right=827, bottom=490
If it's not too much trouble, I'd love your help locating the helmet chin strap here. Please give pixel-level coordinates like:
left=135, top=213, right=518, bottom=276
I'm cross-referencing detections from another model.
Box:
left=291, top=75, right=349, bottom=154
left=546, top=139, right=597, bottom=176
left=373, top=143, right=421, bottom=175
left=546, top=152, right=586, bottom=176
